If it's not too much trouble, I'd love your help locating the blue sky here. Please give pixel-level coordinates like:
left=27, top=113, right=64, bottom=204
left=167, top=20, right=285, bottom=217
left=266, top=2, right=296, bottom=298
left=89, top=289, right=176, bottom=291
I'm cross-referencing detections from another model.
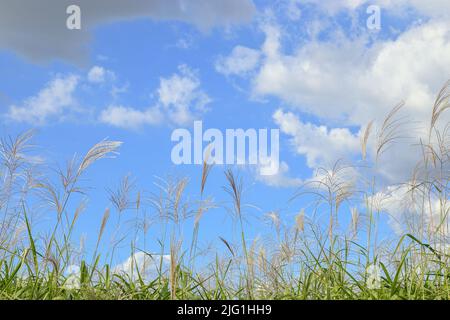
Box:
left=0, top=0, right=449, bottom=268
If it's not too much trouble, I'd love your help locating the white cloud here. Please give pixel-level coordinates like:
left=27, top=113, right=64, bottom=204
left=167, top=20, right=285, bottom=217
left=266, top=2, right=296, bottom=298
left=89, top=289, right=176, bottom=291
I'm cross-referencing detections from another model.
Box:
left=87, top=66, right=115, bottom=83
left=6, top=75, right=79, bottom=125
left=407, top=0, right=450, bottom=18
left=0, top=0, right=256, bottom=63
left=371, top=184, right=450, bottom=237
left=256, top=160, right=302, bottom=188
left=215, top=46, right=261, bottom=76
left=99, top=105, right=163, bottom=129
left=254, top=21, right=450, bottom=127
left=285, top=0, right=302, bottom=21
left=64, top=265, right=81, bottom=289
left=158, top=65, right=211, bottom=125
left=273, top=109, right=361, bottom=169
left=235, top=19, right=450, bottom=184
left=3, top=65, right=209, bottom=129
left=100, top=65, right=211, bottom=129
left=63, top=253, right=171, bottom=286
left=113, top=252, right=170, bottom=281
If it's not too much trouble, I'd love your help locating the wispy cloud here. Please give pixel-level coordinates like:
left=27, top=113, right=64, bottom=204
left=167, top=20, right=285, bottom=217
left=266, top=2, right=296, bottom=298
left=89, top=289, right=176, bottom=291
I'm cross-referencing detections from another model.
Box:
left=215, top=46, right=261, bottom=76
left=100, top=65, right=211, bottom=129
left=99, top=105, right=163, bottom=129
left=6, top=75, right=79, bottom=125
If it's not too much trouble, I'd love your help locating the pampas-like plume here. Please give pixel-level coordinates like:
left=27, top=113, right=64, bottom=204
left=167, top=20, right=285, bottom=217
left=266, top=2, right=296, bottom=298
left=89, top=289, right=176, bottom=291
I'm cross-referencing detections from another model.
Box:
left=78, top=140, right=122, bottom=176
left=295, top=209, right=305, bottom=233
left=93, top=208, right=110, bottom=262
left=201, top=145, right=214, bottom=197
left=430, top=80, right=450, bottom=137
left=376, top=102, right=405, bottom=161
left=361, top=120, right=374, bottom=161
left=350, top=207, right=360, bottom=236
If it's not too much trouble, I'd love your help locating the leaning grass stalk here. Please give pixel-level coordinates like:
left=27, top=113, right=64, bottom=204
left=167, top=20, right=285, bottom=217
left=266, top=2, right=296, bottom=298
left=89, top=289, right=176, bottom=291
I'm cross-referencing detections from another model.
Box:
left=92, top=208, right=110, bottom=264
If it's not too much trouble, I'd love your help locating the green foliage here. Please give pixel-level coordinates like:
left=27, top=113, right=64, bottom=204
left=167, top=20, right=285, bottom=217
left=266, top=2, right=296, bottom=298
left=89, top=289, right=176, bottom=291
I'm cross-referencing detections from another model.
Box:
left=0, top=82, right=449, bottom=300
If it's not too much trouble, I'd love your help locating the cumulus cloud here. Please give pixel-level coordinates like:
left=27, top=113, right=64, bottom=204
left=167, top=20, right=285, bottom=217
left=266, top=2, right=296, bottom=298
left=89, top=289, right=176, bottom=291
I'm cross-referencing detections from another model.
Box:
left=0, top=0, right=256, bottom=63
left=63, top=253, right=171, bottom=286
left=231, top=18, right=450, bottom=183
left=158, top=65, right=211, bottom=125
left=215, top=46, right=261, bottom=76
left=3, top=64, right=209, bottom=129
left=113, top=252, right=170, bottom=281
left=273, top=109, right=361, bottom=169
left=100, top=65, right=210, bottom=129
left=6, top=75, right=79, bottom=125
left=254, top=21, right=450, bottom=127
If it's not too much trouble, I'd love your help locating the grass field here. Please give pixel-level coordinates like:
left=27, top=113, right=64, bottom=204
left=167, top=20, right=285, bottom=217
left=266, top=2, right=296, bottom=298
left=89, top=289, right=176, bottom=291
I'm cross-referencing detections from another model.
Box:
left=0, top=82, right=449, bottom=300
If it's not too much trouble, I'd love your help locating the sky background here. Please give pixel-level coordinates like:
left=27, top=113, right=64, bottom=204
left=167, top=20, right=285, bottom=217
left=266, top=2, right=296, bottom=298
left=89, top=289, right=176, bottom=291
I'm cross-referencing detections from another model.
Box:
left=0, top=0, right=449, bottom=271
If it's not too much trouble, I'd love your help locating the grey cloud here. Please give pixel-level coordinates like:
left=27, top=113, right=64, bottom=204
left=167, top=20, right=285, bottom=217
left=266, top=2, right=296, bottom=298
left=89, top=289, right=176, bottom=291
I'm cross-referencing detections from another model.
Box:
left=0, top=0, right=255, bottom=63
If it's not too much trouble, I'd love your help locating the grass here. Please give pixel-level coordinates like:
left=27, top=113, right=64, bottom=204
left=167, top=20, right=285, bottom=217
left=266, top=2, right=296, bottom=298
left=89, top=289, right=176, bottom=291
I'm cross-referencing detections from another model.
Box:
left=0, top=81, right=449, bottom=300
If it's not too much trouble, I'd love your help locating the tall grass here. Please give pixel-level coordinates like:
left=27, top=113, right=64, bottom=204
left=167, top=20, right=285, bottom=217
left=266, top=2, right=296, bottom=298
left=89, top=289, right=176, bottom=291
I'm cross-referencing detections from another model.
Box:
left=0, top=82, right=449, bottom=300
